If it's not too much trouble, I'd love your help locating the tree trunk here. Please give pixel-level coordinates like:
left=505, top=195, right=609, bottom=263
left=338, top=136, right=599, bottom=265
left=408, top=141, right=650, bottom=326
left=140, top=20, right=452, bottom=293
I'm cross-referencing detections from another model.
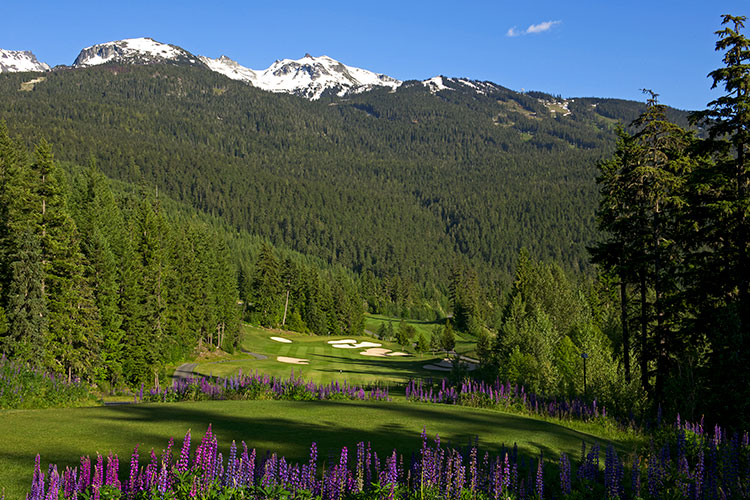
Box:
left=640, top=270, right=650, bottom=393
left=620, top=278, right=630, bottom=383
left=282, top=289, right=290, bottom=326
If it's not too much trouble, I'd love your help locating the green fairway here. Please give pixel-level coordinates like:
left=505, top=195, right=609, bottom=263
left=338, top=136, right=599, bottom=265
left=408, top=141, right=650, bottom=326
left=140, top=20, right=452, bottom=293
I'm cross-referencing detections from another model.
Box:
left=363, top=314, right=478, bottom=358
left=0, top=399, right=641, bottom=499
left=192, top=324, right=460, bottom=384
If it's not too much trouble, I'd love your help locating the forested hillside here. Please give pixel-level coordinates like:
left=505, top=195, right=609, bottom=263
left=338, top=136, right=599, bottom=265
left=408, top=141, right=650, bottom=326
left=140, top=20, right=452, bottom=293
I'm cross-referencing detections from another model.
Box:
left=0, top=125, right=365, bottom=386
left=0, top=65, right=691, bottom=314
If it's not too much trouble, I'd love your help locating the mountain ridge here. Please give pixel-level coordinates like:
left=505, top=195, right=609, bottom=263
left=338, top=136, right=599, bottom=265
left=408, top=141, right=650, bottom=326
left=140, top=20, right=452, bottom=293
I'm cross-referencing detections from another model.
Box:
left=0, top=37, right=510, bottom=101
left=0, top=49, right=50, bottom=73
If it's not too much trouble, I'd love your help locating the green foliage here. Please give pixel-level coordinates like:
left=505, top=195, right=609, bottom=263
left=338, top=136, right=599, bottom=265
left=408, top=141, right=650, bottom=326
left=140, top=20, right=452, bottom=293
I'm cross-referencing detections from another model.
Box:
left=0, top=133, right=245, bottom=387
left=0, top=355, right=95, bottom=409
left=0, top=63, right=692, bottom=318
left=440, top=321, right=456, bottom=352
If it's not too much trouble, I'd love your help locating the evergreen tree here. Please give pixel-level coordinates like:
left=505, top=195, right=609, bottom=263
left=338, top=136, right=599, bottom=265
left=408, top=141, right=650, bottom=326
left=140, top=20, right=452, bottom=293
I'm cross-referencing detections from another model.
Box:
left=250, top=243, right=282, bottom=326
left=4, top=229, right=46, bottom=363
left=688, top=14, right=750, bottom=425
left=440, top=320, right=456, bottom=352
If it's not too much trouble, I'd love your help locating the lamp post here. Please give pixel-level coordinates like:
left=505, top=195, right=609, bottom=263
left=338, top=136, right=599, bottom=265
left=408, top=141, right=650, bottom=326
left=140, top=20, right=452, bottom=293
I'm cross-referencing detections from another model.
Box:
left=581, top=352, right=589, bottom=398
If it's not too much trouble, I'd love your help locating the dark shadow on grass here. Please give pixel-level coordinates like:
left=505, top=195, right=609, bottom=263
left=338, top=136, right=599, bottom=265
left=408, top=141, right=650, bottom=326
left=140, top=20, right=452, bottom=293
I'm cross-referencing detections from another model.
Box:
left=1, top=400, right=642, bottom=499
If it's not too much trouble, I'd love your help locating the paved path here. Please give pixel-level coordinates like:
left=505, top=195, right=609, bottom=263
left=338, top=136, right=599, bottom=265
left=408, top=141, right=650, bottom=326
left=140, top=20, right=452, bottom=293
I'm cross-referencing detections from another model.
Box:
left=240, top=348, right=268, bottom=360
left=173, top=362, right=198, bottom=380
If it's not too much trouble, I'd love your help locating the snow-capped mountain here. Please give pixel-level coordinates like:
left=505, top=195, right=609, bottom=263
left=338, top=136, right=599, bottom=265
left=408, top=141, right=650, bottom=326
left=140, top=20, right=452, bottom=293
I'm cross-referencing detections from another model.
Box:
left=72, top=37, right=203, bottom=68
left=4, top=36, right=507, bottom=101
left=0, top=49, right=50, bottom=73
left=200, top=53, right=401, bottom=100
left=421, top=76, right=504, bottom=95
left=198, top=55, right=257, bottom=82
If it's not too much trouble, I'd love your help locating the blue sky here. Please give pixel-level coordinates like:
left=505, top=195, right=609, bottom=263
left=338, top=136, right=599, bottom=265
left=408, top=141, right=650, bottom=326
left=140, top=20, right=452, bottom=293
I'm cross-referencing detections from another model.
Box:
left=2, top=1, right=747, bottom=110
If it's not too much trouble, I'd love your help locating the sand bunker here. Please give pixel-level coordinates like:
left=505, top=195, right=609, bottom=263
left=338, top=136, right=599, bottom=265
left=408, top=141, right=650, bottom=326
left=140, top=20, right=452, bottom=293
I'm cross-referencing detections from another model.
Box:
left=425, top=357, right=478, bottom=371
left=387, top=351, right=410, bottom=356
left=360, top=348, right=392, bottom=357
left=270, top=337, right=292, bottom=343
left=277, top=356, right=308, bottom=365
left=356, top=341, right=382, bottom=348
left=330, top=340, right=383, bottom=349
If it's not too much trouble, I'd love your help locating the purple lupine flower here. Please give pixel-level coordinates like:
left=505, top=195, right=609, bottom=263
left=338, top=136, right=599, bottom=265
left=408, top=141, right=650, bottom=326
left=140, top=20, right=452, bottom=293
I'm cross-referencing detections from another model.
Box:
left=62, top=467, right=76, bottom=499
left=694, top=447, right=704, bottom=499
left=91, top=454, right=103, bottom=500
left=365, top=441, right=372, bottom=489
left=559, top=453, right=571, bottom=495
left=78, top=456, right=91, bottom=492
left=536, top=455, right=544, bottom=499
left=127, top=445, right=139, bottom=499
left=502, top=452, right=511, bottom=494
left=631, top=454, right=640, bottom=498
left=177, top=430, right=191, bottom=472
left=226, top=440, right=237, bottom=487
left=26, top=454, right=44, bottom=500
left=44, top=465, right=59, bottom=500
left=105, top=452, right=120, bottom=490
left=469, top=444, right=478, bottom=494
left=356, top=441, right=365, bottom=492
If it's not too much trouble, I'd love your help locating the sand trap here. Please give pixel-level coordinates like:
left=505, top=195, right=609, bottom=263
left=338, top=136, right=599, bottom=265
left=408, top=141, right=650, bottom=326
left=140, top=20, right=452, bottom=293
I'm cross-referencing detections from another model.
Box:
left=330, top=340, right=383, bottom=349
left=277, top=356, right=308, bottom=365
left=387, top=352, right=410, bottom=357
left=360, top=348, right=392, bottom=357
left=356, top=341, right=382, bottom=348
left=423, top=364, right=451, bottom=371
left=426, top=358, right=478, bottom=371
left=270, top=337, right=292, bottom=343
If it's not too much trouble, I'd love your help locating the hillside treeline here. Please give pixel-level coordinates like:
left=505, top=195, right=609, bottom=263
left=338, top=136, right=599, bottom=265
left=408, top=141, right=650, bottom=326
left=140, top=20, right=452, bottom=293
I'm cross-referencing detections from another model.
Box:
left=0, top=125, right=241, bottom=386
left=0, top=66, right=689, bottom=314
left=0, top=124, right=367, bottom=387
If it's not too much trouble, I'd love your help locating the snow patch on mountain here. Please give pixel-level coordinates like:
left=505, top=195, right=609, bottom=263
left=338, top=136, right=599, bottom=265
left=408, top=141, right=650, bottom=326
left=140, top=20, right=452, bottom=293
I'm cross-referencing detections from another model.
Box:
left=422, top=76, right=452, bottom=93
left=0, top=49, right=50, bottom=73
left=198, top=55, right=257, bottom=82
left=421, top=76, right=505, bottom=96
left=73, top=38, right=200, bottom=68
left=245, top=54, right=401, bottom=99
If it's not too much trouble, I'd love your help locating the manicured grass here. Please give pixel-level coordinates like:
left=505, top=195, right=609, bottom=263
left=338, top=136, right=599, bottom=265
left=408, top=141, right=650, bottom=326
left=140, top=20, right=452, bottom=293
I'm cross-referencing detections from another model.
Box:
left=0, top=399, right=642, bottom=499
left=192, top=324, right=453, bottom=384
left=363, top=314, right=479, bottom=359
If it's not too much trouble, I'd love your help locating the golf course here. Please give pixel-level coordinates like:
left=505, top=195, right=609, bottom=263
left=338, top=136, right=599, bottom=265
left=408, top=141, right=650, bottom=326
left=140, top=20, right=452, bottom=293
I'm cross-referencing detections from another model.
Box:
left=0, top=322, right=641, bottom=499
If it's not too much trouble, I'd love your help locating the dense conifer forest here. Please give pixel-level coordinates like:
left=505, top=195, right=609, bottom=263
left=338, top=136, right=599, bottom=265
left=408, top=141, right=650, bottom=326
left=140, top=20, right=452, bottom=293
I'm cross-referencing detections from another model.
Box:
left=0, top=65, right=689, bottom=317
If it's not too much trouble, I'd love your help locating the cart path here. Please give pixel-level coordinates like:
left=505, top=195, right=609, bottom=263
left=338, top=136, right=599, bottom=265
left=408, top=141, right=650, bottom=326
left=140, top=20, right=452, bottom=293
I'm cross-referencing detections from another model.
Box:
left=240, top=348, right=268, bottom=360
left=173, top=362, right=198, bottom=380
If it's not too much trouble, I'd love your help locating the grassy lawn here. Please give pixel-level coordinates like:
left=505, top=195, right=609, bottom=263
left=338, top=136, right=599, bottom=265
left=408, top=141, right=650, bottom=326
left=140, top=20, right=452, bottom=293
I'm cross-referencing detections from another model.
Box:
left=192, top=324, right=461, bottom=384
left=0, top=399, right=642, bottom=499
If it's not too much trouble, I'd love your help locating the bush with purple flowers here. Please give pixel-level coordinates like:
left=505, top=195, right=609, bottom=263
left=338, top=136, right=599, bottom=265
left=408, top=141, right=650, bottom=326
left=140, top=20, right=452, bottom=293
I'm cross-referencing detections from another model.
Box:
left=406, top=378, right=610, bottom=425
left=139, top=370, right=390, bottom=404
left=0, top=355, right=95, bottom=409
left=25, top=417, right=750, bottom=499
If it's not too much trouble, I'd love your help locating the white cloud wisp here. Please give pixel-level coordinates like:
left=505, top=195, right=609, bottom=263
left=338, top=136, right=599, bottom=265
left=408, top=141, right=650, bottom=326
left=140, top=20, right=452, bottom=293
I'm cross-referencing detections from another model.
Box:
left=506, top=20, right=561, bottom=37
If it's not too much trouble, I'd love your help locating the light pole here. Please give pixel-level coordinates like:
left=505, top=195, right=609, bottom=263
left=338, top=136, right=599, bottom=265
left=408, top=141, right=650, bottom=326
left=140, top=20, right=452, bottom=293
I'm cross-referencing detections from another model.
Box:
left=581, top=352, right=589, bottom=398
